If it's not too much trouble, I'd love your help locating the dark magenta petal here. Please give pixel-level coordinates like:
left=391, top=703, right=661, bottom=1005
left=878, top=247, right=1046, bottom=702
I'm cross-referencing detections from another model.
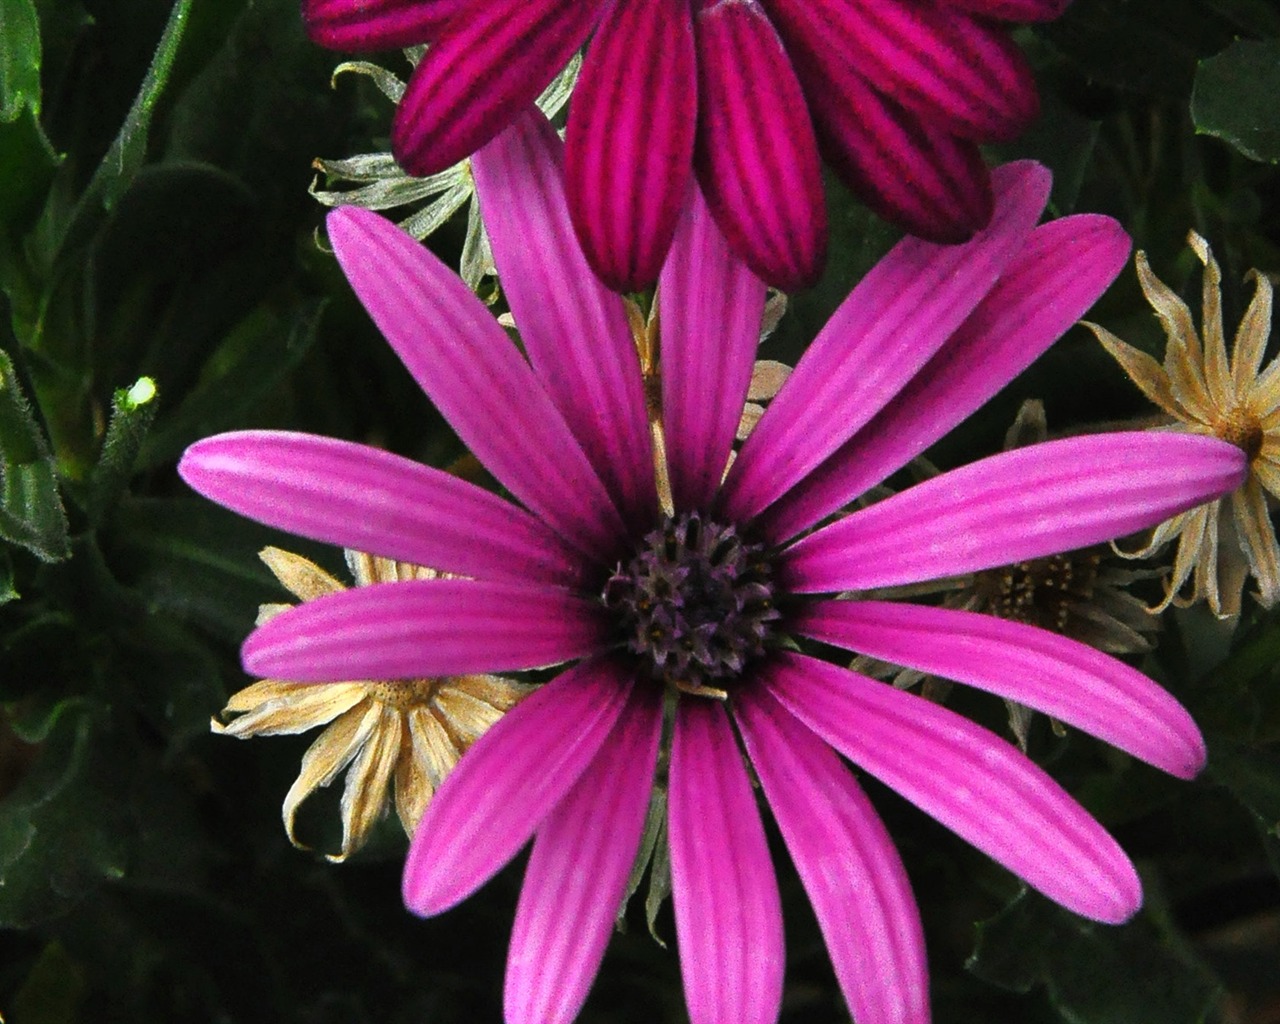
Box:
left=392, top=0, right=605, bottom=176
left=302, top=0, right=468, bottom=50
left=694, top=0, right=826, bottom=291
left=801, top=46, right=994, bottom=241
left=764, top=0, right=1038, bottom=143
left=565, top=0, right=697, bottom=291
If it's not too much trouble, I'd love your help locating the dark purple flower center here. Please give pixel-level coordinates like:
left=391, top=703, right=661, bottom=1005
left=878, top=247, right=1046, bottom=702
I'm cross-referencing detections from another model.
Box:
left=602, top=512, right=779, bottom=691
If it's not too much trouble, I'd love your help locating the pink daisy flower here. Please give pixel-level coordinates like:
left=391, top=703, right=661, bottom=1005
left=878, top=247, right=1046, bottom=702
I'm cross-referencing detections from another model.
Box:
left=302, top=0, right=1070, bottom=292
left=181, top=112, right=1244, bottom=1024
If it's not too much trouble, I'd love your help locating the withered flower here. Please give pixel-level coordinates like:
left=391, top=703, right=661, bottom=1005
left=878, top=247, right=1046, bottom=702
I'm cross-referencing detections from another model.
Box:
left=212, top=547, right=530, bottom=861
left=1087, top=232, right=1279, bottom=617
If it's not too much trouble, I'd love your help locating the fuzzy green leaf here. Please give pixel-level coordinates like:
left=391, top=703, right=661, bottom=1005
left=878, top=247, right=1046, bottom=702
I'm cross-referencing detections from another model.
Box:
left=0, top=348, right=68, bottom=561
left=0, top=0, right=40, bottom=121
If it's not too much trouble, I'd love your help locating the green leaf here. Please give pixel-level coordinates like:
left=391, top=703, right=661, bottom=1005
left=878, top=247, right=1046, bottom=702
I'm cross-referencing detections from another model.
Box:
left=1192, top=39, right=1280, bottom=163
left=55, top=0, right=193, bottom=260
left=0, top=105, right=57, bottom=233
left=0, top=704, right=128, bottom=928
left=0, top=347, right=68, bottom=561
left=968, top=890, right=1222, bottom=1024
left=0, top=0, right=40, bottom=121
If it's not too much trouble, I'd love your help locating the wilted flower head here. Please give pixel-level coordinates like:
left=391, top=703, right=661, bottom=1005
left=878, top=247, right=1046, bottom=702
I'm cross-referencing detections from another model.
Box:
left=301, top=0, right=1072, bottom=291
left=311, top=51, right=580, bottom=300
left=212, top=546, right=530, bottom=861
left=181, top=113, right=1244, bottom=1024
left=1087, top=232, right=1279, bottom=617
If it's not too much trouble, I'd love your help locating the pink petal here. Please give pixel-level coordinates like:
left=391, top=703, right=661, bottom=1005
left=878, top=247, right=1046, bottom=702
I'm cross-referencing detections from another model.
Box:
left=693, top=0, right=826, bottom=291
left=403, top=658, right=633, bottom=915
left=302, top=0, right=469, bottom=50
left=241, top=578, right=605, bottom=681
left=660, top=186, right=767, bottom=512
left=718, top=161, right=1049, bottom=524
left=941, top=0, right=1073, bottom=22
left=506, top=690, right=663, bottom=1024
left=669, top=700, right=784, bottom=1024
left=564, top=0, right=696, bottom=291
left=391, top=0, right=605, bottom=176
left=795, top=600, right=1206, bottom=779
left=759, top=214, right=1131, bottom=542
left=781, top=0, right=1039, bottom=143
left=179, top=431, right=585, bottom=587
left=327, top=206, right=627, bottom=560
left=735, top=686, right=929, bottom=1024
left=472, top=111, right=656, bottom=528
left=783, top=433, right=1247, bottom=593
left=768, top=652, right=1142, bottom=924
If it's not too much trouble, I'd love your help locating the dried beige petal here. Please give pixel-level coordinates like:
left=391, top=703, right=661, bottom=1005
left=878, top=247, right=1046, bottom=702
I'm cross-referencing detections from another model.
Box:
left=747, top=360, right=792, bottom=402
left=330, top=704, right=405, bottom=862
left=260, top=547, right=345, bottom=603
left=1187, top=231, right=1233, bottom=411
left=1231, top=476, right=1280, bottom=608
left=213, top=681, right=368, bottom=738
left=1083, top=323, right=1186, bottom=421
left=283, top=702, right=380, bottom=848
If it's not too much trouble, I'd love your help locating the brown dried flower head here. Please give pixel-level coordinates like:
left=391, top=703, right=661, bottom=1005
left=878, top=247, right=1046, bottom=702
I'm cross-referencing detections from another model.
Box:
left=212, top=547, right=531, bottom=861
left=1086, top=232, right=1279, bottom=618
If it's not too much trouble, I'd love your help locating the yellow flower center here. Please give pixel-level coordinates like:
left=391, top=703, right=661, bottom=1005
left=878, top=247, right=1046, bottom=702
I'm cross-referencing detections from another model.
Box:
left=367, top=677, right=440, bottom=710
left=1218, top=406, right=1264, bottom=463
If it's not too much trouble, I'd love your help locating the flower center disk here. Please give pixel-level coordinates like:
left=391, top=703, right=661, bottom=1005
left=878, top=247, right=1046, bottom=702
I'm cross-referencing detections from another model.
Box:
left=602, top=512, right=780, bottom=692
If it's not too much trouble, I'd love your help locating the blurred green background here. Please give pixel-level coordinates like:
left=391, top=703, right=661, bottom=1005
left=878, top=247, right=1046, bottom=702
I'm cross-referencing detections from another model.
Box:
left=1, top=1, right=1279, bottom=1021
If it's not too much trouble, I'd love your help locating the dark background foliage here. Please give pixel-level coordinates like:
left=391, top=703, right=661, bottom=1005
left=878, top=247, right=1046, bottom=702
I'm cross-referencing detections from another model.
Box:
left=1, top=1, right=1278, bottom=1022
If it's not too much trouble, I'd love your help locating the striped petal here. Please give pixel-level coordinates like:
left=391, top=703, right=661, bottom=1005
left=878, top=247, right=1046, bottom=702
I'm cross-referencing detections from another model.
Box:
left=736, top=686, right=929, bottom=1024
left=805, top=62, right=993, bottom=242
left=783, top=433, right=1247, bottom=593
left=794, top=600, right=1206, bottom=779
left=759, top=214, right=1131, bottom=541
left=403, top=658, right=633, bottom=915
left=179, top=431, right=585, bottom=587
left=565, top=0, right=696, bottom=291
left=669, top=700, right=784, bottom=1024
left=768, top=652, right=1142, bottom=924
left=242, top=578, right=605, bottom=681
left=694, top=0, right=826, bottom=291
left=391, top=0, right=604, bottom=175
left=302, top=0, right=469, bottom=50
left=719, top=161, right=1048, bottom=524
left=785, top=0, right=1039, bottom=142
left=472, top=111, right=656, bottom=527
left=660, top=186, right=767, bottom=512
left=327, top=206, right=627, bottom=560
left=506, top=689, right=663, bottom=1024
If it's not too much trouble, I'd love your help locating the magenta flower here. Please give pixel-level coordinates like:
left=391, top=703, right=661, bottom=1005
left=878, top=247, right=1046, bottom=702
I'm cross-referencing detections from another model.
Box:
left=180, top=113, right=1245, bottom=1024
left=301, top=0, right=1070, bottom=292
